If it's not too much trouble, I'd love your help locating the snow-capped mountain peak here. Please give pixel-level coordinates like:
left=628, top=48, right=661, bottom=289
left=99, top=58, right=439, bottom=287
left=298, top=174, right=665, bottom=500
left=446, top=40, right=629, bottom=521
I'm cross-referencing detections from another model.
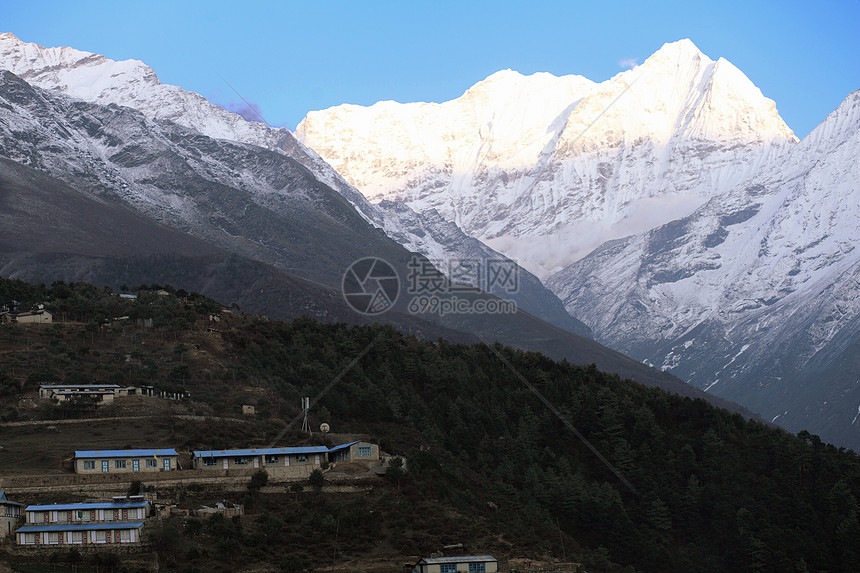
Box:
left=297, top=39, right=797, bottom=277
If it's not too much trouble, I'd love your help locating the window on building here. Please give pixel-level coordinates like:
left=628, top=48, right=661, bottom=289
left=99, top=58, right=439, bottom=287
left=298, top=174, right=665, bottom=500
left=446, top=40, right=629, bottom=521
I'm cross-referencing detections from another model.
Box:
left=119, top=529, right=131, bottom=542
left=296, top=455, right=308, bottom=463
left=440, top=564, right=457, bottom=573
left=48, top=532, right=60, bottom=544
left=71, top=531, right=84, bottom=544
left=469, top=563, right=487, bottom=573
left=83, top=460, right=95, bottom=470
left=203, top=457, right=217, bottom=466
left=114, top=460, right=127, bottom=469
left=234, top=457, right=248, bottom=465
left=264, top=455, right=279, bottom=464
left=95, top=530, right=107, bottom=542
left=146, top=458, right=157, bottom=468
left=358, top=445, right=372, bottom=457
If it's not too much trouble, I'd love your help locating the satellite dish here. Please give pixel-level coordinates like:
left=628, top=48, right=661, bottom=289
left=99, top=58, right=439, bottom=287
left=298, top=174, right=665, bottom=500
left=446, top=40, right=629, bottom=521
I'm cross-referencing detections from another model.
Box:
left=320, top=423, right=330, bottom=433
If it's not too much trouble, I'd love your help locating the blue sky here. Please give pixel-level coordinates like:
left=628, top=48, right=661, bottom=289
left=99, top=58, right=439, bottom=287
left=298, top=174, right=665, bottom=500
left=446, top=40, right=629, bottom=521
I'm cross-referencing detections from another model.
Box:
left=3, top=0, right=859, bottom=138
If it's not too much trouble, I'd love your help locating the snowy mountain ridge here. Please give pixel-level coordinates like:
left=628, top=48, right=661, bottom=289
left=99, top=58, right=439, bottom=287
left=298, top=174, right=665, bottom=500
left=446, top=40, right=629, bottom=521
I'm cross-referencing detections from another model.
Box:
left=548, top=89, right=860, bottom=449
left=0, top=32, right=586, bottom=334
left=297, top=39, right=798, bottom=277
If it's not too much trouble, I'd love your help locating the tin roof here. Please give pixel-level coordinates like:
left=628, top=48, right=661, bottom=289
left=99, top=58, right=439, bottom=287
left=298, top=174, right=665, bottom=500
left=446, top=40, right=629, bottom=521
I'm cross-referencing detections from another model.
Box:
left=26, top=501, right=148, bottom=511
left=54, top=390, right=116, bottom=395
left=193, top=446, right=328, bottom=458
left=327, top=441, right=360, bottom=453
left=417, top=556, right=497, bottom=564
left=40, top=384, right=122, bottom=389
left=74, top=449, right=178, bottom=458
left=16, top=522, right=145, bottom=533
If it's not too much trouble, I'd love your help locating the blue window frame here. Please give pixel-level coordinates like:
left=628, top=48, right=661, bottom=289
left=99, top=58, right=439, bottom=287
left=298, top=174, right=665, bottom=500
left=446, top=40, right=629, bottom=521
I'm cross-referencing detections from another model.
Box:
left=114, top=460, right=127, bottom=469
left=440, top=565, right=456, bottom=573
left=469, top=563, right=486, bottom=573
left=357, top=445, right=371, bottom=457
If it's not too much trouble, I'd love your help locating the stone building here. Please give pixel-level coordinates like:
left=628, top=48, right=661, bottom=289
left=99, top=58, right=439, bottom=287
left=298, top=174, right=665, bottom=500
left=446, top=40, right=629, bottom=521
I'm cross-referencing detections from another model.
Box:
left=413, top=556, right=498, bottom=573
left=16, top=497, right=149, bottom=546
left=74, top=449, right=178, bottom=474
left=192, top=446, right=328, bottom=478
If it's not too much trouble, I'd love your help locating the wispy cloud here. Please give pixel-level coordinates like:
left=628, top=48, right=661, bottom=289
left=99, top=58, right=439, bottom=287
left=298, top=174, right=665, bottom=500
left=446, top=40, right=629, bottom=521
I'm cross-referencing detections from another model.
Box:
left=618, top=58, right=639, bottom=69
left=222, top=100, right=267, bottom=124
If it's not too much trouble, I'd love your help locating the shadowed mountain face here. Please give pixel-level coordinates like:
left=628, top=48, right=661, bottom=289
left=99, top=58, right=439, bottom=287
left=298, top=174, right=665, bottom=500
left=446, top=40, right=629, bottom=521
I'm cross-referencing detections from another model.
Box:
left=0, top=32, right=587, bottom=337
left=0, top=70, right=754, bottom=417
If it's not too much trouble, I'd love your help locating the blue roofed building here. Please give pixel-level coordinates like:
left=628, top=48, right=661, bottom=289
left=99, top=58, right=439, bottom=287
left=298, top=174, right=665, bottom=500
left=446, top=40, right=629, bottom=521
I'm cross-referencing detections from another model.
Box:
left=192, top=446, right=328, bottom=478
left=16, top=496, right=150, bottom=546
left=16, top=521, right=145, bottom=546
left=74, top=449, right=178, bottom=474
left=25, top=498, right=150, bottom=525
left=413, top=556, right=498, bottom=573
left=327, top=441, right=379, bottom=463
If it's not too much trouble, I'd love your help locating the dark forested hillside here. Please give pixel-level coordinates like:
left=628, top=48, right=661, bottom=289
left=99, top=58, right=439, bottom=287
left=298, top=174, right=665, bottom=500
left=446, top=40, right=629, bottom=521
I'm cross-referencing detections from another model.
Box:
left=223, top=319, right=860, bottom=572
left=1, top=278, right=859, bottom=572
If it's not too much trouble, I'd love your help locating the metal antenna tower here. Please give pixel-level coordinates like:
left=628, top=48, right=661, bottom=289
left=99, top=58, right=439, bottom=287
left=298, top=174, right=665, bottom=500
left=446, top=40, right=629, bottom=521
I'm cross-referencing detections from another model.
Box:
left=301, top=397, right=310, bottom=435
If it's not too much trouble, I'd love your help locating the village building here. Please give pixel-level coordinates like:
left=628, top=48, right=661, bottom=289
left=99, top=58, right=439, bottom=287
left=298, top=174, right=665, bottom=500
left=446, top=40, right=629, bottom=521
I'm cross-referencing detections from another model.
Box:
left=10, top=310, right=52, bottom=324
left=74, top=449, right=178, bottom=474
left=0, top=491, right=23, bottom=538
left=192, top=446, right=328, bottom=478
left=40, top=384, right=159, bottom=404
left=24, top=499, right=149, bottom=525
left=40, top=384, right=122, bottom=404
left=15, top=521, right=145, bottom=546
left=327, top=441, right=380, bottom=463
left=16, top=497, right=149, bottom=546
left=413, top=556, right=498, bottom=573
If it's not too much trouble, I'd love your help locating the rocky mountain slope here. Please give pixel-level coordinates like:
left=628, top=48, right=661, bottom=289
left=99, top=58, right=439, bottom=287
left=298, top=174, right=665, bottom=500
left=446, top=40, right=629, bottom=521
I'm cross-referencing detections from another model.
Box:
left=297, top=39, right=797, bottom=278
left=1, top=67, right=736, bottom=406
left=549, top=90, right=860, bottom=450
left=0, top=32, right=585, bottom=334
